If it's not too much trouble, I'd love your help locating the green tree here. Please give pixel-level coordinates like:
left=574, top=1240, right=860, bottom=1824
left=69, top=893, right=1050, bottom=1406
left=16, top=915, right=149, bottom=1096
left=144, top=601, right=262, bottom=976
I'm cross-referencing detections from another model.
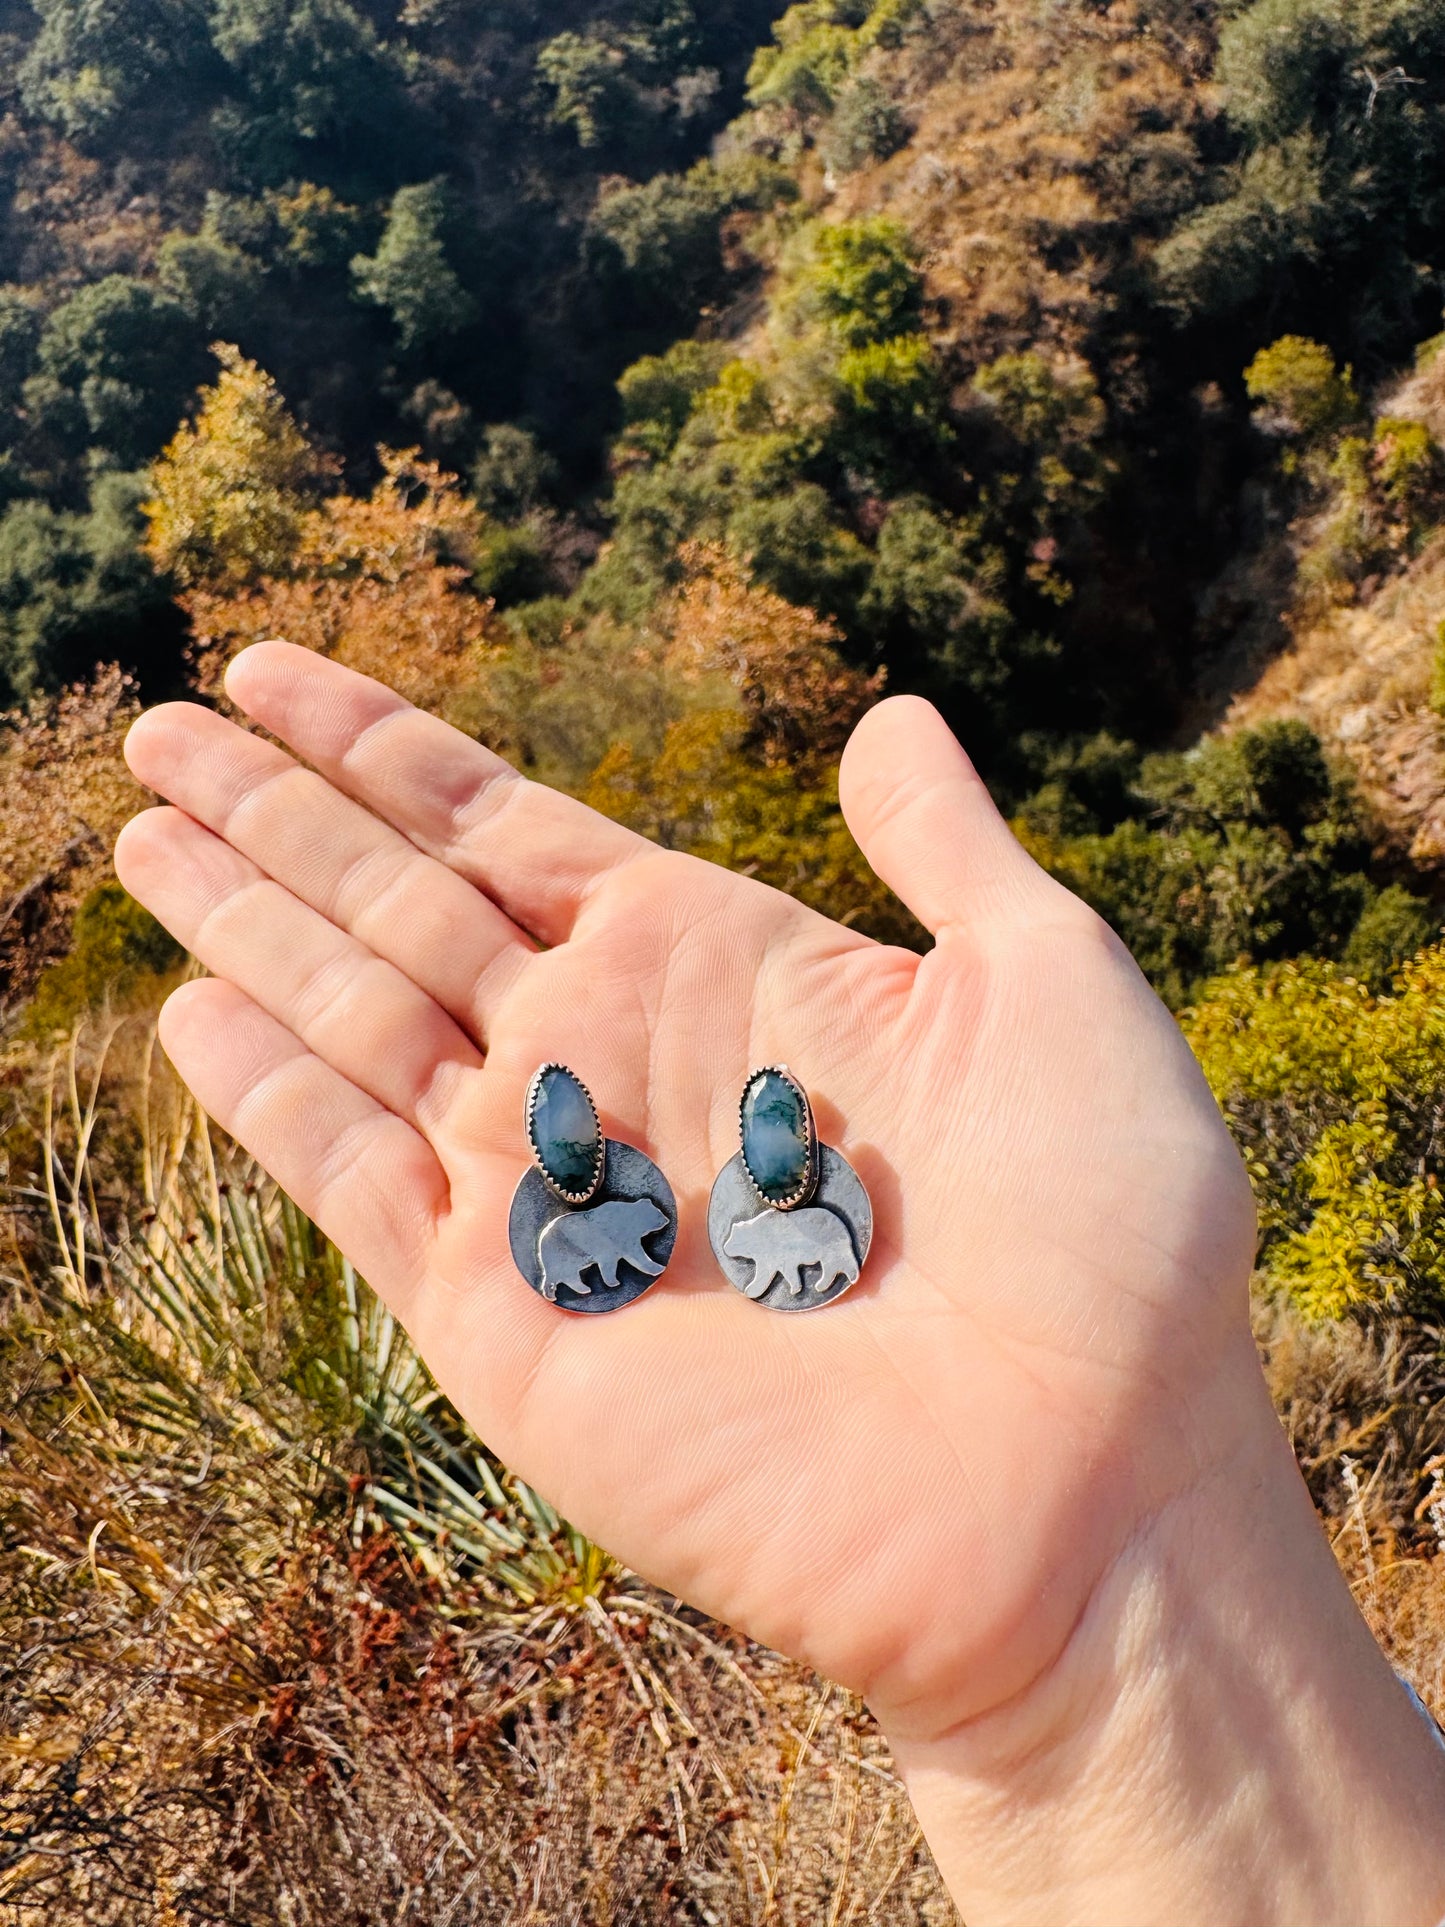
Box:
left=20, top=0, right=213, bottom=143
left=1021, top=720, right=1423, bottom=1008
left=471, top=424, right=558, bottom=521
left=590, top=164, right=729, bottom=309
left=0, top=292, right=41, bottom=451
left=156, top=231, right=264, bottom=333
left=0, top=474, right=166, bottom=702
left=862, top=497, right=1013, bottom=697
left=209, top=0, right=409, bottom=179
left=535, top=31, right=633, bottom=148
left=351, top=182, right=475, bottom=352
left=1157, top=0, right=1445, bottom=344
left=835, top=333, right=948, bottom=467
left=746, top=1, right=869, bottom=119
left=33, top=276, right=198, bottom=463
left=616, top=341, right=729, bottom=463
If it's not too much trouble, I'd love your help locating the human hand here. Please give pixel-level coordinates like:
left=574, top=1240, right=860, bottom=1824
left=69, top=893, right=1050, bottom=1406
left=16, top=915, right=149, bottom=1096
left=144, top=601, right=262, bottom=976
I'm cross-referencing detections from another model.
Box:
left=117, top=644, right=1445, bottom=1925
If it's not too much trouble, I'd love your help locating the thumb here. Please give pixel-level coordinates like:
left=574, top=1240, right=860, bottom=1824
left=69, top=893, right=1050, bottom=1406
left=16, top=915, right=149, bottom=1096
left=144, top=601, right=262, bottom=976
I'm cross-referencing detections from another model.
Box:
left=838, top=696, right=1046, bottom=937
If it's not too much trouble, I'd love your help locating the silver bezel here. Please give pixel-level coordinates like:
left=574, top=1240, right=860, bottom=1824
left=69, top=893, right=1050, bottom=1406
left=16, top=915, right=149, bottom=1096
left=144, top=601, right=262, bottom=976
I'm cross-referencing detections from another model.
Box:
left=525, top=1063, right=605, bottom=1206
left=739, top=1063, right=819, bottom=1212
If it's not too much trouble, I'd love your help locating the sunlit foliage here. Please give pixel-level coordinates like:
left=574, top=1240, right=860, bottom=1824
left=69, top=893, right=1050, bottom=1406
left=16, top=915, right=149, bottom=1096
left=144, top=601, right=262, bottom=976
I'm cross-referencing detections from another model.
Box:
left=0, top=666, right=143, bottom=1017
left=1188, top=946, right=1445, bottom=1319
left=144, top=345, right=329, bottom=591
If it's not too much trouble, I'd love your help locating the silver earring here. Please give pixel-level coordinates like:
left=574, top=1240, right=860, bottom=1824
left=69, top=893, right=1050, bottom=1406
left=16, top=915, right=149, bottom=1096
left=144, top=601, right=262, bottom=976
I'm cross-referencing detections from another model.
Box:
left=509, top=1065, right=677, bottom=1314
left=707, top=1067, right=872, bottom=1311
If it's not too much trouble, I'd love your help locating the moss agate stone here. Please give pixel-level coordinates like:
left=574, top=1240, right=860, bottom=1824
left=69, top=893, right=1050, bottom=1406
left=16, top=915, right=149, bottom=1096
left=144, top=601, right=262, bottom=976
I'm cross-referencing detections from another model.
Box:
left=741, top=1069, right=811, bottom=1206
left=530, top=1066, right=602, bottom=1200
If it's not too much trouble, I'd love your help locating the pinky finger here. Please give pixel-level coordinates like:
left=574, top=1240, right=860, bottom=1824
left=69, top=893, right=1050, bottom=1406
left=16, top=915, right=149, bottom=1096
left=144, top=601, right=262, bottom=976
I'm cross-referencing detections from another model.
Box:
left=159, top=978, right=446, bottom=1315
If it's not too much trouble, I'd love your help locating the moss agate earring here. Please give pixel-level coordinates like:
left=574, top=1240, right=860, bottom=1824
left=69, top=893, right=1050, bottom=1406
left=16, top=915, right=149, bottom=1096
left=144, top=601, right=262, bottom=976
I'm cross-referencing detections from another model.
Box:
left=509, top=1065, right=677, bottom=1314
left=708, top=1067, right=872, bottom=1312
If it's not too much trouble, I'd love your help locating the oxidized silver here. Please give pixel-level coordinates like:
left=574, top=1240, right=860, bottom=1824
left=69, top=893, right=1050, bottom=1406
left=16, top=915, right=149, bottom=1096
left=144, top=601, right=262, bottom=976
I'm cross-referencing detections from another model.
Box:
left=709, top=1136, right=873, bottom=1314
left=510, top=1118, right=677, bottom=1316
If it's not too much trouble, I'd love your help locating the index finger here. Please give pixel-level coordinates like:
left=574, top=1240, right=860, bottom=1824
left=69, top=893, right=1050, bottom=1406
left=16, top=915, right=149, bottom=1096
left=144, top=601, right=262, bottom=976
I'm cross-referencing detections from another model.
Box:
left=224, top=642, right=651, bottom=948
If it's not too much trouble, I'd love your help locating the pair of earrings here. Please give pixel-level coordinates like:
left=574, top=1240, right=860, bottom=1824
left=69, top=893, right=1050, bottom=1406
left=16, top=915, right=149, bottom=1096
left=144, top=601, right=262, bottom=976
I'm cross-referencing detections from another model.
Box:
left=507, top=1064, right=873, bottom=1317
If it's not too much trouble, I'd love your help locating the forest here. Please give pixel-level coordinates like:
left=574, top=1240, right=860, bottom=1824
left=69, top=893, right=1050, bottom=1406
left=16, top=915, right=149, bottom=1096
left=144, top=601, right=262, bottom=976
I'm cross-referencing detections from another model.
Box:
left=5, top=0, right=1445, bottom=1916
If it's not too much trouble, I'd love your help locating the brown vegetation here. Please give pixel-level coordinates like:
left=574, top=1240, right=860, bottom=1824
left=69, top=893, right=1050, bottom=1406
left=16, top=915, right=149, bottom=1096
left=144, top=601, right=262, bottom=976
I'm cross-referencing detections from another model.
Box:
left=0, top=667, right=142, bottom=1021
left=0, top=1030, right=949, bottom=1925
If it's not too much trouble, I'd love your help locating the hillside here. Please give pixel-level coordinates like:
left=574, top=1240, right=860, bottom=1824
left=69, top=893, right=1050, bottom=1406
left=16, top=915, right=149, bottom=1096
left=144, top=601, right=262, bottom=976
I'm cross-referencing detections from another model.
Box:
left=8, top=0, right=1445, bottom=1916
left=1228, top=349, right=1445, bottom=866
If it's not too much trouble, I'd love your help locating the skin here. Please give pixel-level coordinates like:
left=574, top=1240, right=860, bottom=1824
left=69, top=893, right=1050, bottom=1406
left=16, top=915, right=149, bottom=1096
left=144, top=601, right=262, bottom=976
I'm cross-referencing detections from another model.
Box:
left=117, top=643, right=1445, bottom=1925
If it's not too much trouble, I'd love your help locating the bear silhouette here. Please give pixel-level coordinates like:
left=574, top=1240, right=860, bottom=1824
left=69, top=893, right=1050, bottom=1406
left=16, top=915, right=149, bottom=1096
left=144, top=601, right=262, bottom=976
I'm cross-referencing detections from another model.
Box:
left=539, top=1197, right=669, bottom=1302
left=723, top=1206, right=859, bottom=1299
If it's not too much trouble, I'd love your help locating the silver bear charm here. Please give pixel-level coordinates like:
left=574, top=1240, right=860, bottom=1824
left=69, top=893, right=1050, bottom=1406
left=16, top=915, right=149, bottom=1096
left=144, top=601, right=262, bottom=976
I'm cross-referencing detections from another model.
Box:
left=723, top=1206, right=860, bottom=1300
left=538, top=1197, right=670, bottom=1302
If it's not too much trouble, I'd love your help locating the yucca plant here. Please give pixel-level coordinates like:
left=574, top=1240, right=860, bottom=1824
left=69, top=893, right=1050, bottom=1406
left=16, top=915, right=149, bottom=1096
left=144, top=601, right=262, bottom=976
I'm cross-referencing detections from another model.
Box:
left=11, top=1017, right=613, bottom=1614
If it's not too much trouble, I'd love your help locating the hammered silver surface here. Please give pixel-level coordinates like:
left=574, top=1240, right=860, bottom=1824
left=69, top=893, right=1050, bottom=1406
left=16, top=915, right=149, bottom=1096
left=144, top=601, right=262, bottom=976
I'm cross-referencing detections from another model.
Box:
left=509, top=1140, right=677, bottom=1314
left=708, top=1145, right=872, bottom=1312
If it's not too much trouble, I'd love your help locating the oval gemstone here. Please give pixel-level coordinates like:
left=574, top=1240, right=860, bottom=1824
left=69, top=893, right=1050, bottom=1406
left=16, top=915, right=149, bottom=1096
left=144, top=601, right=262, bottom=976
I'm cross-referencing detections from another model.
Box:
left=531, top=1066, right=601, bottom=1198
left=741, top=1070, right=811, bottom=1205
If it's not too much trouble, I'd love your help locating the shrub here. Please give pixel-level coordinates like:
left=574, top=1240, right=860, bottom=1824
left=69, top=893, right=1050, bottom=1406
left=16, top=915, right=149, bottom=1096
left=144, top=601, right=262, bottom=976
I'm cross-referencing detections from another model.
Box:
left=1186, top=947, right=1445, bottom=1319
left=822, top=75, right=910, bottom=173
left=1371, top=416, right=1441, bottom=514
left=1025, top=720, right=1389, bottom=1008
left=24, top=882, right=181, bottom=1035
left=788, top=217, right=924, bottom=348
left=1340, top=884, right=1440, bottom=990
left=0, top=667, right=143, bottom=1016
left=616, top=341, right=729, bottom=463
left=1244, top=335, right=1359, bottom=439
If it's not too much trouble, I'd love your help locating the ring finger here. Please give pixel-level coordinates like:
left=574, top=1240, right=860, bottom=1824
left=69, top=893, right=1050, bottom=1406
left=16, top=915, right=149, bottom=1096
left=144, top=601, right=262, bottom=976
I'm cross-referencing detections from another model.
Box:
left=116, top=807, right=488, bottom=1162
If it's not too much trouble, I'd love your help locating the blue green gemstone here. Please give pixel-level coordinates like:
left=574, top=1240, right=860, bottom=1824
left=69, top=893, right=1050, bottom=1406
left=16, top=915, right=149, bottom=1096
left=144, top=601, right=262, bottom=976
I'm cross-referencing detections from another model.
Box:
left=742, top=1070, right=811, bottom=1204
left=531, top=1067, right=601, bottom=1196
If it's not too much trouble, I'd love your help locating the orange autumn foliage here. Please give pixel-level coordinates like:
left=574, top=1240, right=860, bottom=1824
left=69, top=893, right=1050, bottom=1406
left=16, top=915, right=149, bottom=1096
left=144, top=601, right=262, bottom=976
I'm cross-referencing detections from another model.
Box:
left=186, top=451, right=503, bottom=725
left=663, top=543, right=883, bottom=767
left=0, top=666, right=144, bottom=1016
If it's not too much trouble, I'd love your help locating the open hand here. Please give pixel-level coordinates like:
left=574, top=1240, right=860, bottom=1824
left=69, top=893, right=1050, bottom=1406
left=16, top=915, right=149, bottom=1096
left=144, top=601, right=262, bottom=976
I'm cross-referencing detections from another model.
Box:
left=117, top=642, right=1257, bottom=1748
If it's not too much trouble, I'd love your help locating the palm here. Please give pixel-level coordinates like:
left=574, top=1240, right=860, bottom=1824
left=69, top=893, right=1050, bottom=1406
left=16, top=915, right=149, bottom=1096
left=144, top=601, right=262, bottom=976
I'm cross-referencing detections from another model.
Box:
left=118, top=644, right=1255, bottom=1740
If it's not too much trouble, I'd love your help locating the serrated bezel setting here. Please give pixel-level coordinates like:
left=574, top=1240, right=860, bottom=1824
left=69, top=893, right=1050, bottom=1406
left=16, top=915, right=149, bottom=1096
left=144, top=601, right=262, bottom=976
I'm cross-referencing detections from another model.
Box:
left=739, top=1064, right=820, bottom=1213
left=525, top=1063, right=605, bottom=1206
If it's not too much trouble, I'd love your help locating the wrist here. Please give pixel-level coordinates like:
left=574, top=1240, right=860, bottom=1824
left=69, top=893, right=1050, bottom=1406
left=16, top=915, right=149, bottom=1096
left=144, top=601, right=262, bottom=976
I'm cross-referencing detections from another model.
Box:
left=877, top=1337, right=1445, bottom=1926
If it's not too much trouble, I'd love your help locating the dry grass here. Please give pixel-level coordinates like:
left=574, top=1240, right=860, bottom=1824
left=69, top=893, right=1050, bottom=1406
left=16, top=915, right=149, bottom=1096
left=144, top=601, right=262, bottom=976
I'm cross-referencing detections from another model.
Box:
left=0, top=670, right=144, bottom=1021
left=1258, top=1292, right=1445, bottom=1721
left=0, top=1025, right=951, bottom=1925
left=4, top=1025, right=1445, bottom=1921
left=828, top=0, right=1216, bottom=369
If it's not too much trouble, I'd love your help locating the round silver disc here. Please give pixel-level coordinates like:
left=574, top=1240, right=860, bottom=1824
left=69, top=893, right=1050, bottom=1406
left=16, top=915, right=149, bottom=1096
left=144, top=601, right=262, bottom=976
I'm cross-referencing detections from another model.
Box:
left=708, top=1144, right=872, bottom=1312
left=510, top=1140, right=677, bottom=1315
